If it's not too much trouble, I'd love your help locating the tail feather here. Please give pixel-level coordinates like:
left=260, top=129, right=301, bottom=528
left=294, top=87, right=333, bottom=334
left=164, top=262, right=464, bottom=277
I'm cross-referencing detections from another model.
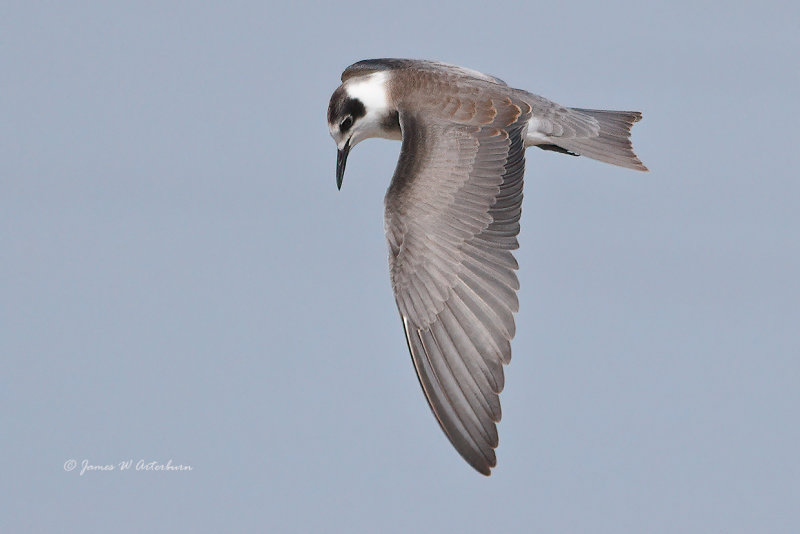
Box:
left=549, top=108, right=648, bottom=171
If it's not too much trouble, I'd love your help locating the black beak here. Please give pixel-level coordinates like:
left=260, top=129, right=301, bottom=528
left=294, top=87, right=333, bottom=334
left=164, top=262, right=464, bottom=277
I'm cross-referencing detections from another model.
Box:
left=336, top=140, right=350, bottom=190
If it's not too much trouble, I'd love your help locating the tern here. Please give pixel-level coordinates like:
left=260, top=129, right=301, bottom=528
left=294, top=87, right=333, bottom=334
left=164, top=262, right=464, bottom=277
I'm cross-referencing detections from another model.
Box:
left=327, top=58, right=647, bottom=475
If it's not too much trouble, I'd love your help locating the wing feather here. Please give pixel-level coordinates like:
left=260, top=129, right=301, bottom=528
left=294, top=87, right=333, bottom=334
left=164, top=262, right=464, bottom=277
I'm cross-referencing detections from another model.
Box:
left=385, top=81, right=529, bottom=473
left=403, top=318, right=494, bottom=474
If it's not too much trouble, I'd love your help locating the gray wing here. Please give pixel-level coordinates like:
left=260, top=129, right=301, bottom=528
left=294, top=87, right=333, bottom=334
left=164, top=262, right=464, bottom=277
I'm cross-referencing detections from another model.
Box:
left=384, top=89, right=530, bottom=475
left=343, top=58, right=507, bottom=85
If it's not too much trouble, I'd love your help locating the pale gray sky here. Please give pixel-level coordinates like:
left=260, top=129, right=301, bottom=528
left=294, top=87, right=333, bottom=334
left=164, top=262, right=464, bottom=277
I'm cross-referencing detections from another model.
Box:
left=2, top=1, right=799, bottom=532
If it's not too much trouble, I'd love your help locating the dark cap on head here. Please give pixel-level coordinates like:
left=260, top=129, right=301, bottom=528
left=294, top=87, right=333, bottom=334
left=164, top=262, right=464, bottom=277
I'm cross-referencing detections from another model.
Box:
left=327, top=87, right=367, bottom=126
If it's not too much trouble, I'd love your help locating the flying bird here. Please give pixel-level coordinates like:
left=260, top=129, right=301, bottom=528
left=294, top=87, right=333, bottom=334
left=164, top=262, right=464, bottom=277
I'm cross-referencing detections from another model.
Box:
left=327, top=58, right=647, bottom=475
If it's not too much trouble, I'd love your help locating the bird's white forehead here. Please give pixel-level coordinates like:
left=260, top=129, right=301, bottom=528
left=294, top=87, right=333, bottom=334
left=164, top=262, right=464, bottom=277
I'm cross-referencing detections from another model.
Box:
left=345, top=72, right=389, bottom=112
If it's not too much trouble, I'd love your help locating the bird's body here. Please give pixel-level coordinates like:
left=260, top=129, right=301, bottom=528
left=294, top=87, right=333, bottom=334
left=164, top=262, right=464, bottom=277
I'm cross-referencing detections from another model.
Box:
left=327, top=59, right=647, bottom=475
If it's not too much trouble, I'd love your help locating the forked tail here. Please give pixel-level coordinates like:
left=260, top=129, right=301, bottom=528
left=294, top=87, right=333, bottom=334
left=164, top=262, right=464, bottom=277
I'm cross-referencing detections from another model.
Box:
left=545, top=108, right=648, bottom=171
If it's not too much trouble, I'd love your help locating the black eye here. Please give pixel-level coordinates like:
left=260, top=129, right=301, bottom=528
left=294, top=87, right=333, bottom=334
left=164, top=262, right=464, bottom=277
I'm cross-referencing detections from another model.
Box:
left=339, top=116, right=353, bottom=132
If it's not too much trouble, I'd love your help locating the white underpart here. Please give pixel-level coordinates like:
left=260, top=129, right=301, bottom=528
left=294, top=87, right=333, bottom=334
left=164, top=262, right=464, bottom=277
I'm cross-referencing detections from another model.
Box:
left=525, top=116, right=552, bottom=146
left=344, top=72, right=398, bottom=147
